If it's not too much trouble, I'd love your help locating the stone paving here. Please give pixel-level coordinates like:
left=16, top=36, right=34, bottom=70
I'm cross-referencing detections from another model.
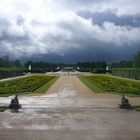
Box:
left=0, top=76, right=140, bottom=140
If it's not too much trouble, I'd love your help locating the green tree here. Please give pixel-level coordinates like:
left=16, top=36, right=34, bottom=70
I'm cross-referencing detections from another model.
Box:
left=13, top=60, right=22, bottom=68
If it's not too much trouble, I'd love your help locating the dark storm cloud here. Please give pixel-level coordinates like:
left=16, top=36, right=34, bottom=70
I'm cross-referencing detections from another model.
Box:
left=0, top=0, right=140, bottom=62
left=78, top=11, right=140, bottom=27
left=23, top=43, right=140, bottom=64
left=0, top=19, right=31, bottom=48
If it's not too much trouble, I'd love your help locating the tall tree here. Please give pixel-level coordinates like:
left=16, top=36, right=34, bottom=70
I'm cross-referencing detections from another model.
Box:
left=13, top=60, right=22, bottom=68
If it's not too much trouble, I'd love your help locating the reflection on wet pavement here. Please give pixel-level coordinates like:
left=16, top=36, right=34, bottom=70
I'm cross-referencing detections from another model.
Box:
left=0, top=76, right=119, bottom=113
left=0, top=76, right=140, bottom=140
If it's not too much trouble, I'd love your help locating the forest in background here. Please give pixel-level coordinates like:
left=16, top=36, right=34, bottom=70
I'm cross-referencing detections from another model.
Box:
left=0, top=51, right=140, bottom=79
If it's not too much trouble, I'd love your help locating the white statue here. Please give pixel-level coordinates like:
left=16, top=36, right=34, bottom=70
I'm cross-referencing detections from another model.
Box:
left=28, top=65, right=32, bottom=70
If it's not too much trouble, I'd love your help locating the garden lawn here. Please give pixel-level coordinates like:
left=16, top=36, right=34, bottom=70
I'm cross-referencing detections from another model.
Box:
left=79, top=75, right=140, bottom=97
left=34, top=77, right=59, bottom=93
left=0, top=75, right=57, bottom=97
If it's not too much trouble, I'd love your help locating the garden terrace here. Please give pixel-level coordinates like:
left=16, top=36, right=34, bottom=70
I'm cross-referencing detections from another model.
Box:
left=79, top=75, right=140, bottom=97
left=0, top=75, right=57, bottom=97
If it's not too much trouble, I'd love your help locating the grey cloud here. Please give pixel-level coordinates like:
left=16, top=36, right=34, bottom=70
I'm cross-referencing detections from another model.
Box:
left=78, top=11, right=140, bottom=27
left=16, top=15, right=25, bottom=26
left=49, top=0, right=140, bottom=16
left=21, top=43, right=140, bottom=64
left=0, top=0, right=140, bottom=63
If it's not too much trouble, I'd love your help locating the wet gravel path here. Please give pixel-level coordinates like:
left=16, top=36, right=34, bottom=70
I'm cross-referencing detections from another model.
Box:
left=0, top=76, right=140, bottom=140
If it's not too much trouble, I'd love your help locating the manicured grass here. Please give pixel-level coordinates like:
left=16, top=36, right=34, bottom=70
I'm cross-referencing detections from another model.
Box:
left=34, top=77, right=59, bottom=93
left=0, top=107, right=6, bottom=112
left=0, top=75, right=57, bottom=97
left=79, top=75, right=140, bottom=96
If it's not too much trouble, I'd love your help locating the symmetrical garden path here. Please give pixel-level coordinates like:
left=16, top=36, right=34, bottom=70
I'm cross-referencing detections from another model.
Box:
left=0, top=75, right=140, bottom=140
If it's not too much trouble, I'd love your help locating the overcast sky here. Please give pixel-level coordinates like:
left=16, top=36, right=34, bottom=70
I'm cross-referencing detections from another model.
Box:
left=0, top=0, right=140, bottom=63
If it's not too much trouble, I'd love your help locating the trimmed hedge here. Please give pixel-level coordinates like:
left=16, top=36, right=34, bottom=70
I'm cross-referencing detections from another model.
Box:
left=80, top=75, right=140, bottom=96
left=0, top=68, right=52, bottom=80
left=0, top=68, right=24, bottom=79
left=0, top=75, right=55, bottom=95
left=92, top=68, right=108, bottom=73
left=112, top=68, right=140, bottom=80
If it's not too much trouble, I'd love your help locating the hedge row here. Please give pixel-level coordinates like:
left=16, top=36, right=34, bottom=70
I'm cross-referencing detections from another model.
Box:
left=0, top=68, right=52, bottom=80
left=79, top=68, right=109, bottom=73
left=0, top=68, right=24, bottom=79
left=112, top=68, right=140, bottom=80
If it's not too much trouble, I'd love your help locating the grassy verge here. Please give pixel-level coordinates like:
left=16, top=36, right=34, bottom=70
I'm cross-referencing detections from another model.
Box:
left=34, top=77, right=59, bottom=93
left=133, top=106, right=140, bottom=111
left=79, top=75, right=140, bottom=97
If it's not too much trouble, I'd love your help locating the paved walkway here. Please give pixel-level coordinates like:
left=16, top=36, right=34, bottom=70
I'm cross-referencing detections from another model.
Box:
left=0, top=76, right=140, bottom=140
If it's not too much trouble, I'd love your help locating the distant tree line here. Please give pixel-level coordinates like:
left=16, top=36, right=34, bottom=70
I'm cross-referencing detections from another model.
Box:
left=76, top=61, right=107, bottom=73
left=0, top=56, right=24, bottom=79
left=0, top=56, right=22, bottom=68
left=111, top=61, right=133, bottom=68
left=0, top=51, right=139, bottom=79
left=24, top=60, right=107, bottom=73
left=111, top=51, right=140, bottom=80
left=111, top=51, right=140, bottom=68
left=24, top=61, right=57, bottom=73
